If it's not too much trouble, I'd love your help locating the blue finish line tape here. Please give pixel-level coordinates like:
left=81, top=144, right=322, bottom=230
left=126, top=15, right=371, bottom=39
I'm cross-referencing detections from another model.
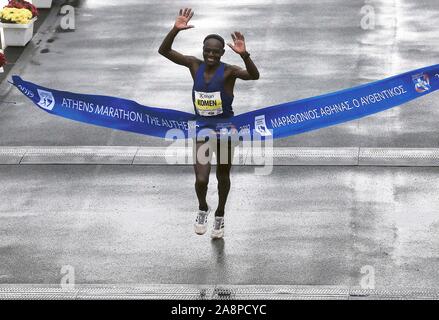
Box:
left=11, top=64, right=439, bottom=140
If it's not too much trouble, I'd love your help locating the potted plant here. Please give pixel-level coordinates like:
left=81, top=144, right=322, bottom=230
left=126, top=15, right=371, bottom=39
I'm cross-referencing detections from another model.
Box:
left=5, top=0, right=38, bottom=17
left=31, top=0, right=52, bottom=9
left=0, top=51, right=7, bottom=73
left=0, top=1, right=38, bottom=47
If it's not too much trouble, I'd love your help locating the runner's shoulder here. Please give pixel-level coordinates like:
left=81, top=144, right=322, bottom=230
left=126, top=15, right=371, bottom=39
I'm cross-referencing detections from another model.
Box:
left=184, top=56, right=201, bottom=73
left=185, top=56, right=203, bottom=66
left=224, top=63, right=241, bottom=77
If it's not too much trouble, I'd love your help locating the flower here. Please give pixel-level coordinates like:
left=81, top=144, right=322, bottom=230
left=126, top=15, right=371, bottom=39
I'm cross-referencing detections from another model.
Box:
left=0, top=52, right=7, bottom=68
left=0, top=7, right=33, bottom=24
left=5, top=0, right=38, bottom=18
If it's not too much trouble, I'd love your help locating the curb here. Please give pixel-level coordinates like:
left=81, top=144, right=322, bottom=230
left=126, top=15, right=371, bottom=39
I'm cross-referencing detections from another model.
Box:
left=0, top=284, right=438, bottom=300
left=2, top=146, right=439, bottom=166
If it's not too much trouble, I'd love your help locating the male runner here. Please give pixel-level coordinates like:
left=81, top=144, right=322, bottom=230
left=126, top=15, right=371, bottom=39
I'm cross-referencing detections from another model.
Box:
left=158, top=8, right=260, bottom=239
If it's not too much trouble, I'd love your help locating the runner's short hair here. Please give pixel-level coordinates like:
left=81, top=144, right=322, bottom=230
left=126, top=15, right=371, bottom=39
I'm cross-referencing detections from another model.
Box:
left=203, top=34, right=225, bottom=48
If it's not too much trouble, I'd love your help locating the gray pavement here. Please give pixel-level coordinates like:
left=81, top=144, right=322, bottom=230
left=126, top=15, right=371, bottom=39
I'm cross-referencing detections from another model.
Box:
left=1, top=164, right=439, bottom=289
left=0, top=0, right=439, bottom=147
left=1, top=0, right=439, bottom=298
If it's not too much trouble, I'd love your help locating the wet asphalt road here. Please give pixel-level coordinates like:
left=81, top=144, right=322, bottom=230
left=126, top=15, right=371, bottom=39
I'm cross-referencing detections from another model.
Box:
left=0, top=0, right=438, bottom=147
left=1, top=0, right=439, bottom=290
left=1, top=164, right=439, bottom=288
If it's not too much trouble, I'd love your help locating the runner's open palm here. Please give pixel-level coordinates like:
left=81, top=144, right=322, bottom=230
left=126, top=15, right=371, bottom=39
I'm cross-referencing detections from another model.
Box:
left=174, top=8, right=194, bottom=30
left=228, top=31, right=247, bottom=55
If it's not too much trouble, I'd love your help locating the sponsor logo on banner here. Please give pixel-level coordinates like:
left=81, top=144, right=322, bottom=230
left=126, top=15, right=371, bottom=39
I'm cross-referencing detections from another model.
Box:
left=194, top=90, right=223, bottom=116
left=17, top=84, right=34, bottom=98
left=412, top=73, right=431, bottom=93
left=254, top=115, right=271, bottom=136
left=37, top=89, right=55, bottom=110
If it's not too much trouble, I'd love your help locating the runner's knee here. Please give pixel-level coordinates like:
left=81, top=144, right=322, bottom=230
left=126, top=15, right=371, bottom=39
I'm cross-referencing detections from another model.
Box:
left=195, top=173, right=209, bottom=186
left=216, top=166, right=231, bottom=183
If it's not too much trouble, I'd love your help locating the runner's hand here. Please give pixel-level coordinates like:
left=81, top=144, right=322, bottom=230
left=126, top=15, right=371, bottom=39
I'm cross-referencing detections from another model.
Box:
left=174, top=8, right=194, bottom=30
left=227, top=31, right=247, bottom=55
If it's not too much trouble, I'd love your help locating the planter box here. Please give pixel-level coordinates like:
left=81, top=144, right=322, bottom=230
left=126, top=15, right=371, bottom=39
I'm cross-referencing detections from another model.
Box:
left=31, top=0, right=53, bottom=8
left=0, top=17, right=37, bottom=47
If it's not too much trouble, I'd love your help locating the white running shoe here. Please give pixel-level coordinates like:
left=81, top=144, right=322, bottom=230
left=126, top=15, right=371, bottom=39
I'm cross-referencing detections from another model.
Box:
left=194, top=206, right=211, bottom=235
left=211, top=216, right=225, bottom=239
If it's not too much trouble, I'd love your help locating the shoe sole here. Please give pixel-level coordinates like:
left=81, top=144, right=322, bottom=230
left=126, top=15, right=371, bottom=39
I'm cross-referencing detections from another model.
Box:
left=194, top=224, right=207, bottom=235
left=194, top=207, right=210, bottom=235
left=211, top=230, right=224, bottom=239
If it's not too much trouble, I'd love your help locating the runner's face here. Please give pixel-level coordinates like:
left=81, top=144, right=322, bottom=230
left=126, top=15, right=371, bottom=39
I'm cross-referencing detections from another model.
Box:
left=203, top=38, right=224, bottom=67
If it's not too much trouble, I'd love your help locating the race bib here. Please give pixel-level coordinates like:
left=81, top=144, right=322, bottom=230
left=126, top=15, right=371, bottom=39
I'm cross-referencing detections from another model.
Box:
left=194, top=91, right=223, bottom=116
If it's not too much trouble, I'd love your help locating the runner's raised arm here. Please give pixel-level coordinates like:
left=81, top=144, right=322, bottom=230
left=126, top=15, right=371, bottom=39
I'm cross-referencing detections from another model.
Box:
left=158, top=8, right=200, bottom=69
left=227, top=31, right=260, bottom=80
